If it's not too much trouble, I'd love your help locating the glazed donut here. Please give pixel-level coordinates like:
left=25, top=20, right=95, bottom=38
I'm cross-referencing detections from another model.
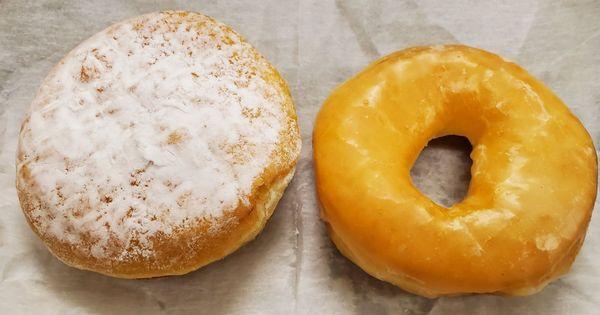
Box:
left=16, top=11, right=300, bottom=278
left=314, top=45, right=597, bottom=297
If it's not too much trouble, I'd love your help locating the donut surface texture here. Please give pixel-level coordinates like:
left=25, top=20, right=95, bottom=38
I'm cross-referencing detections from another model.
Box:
left=17, top=11, right=301, bottom=278
left=313, top=45, right=597, bottom=297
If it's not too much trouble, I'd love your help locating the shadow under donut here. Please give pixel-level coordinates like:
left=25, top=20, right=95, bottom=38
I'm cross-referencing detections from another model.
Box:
left=322, top=135, right=571, bottom=314
left=27, top=179, right=301, bottom=314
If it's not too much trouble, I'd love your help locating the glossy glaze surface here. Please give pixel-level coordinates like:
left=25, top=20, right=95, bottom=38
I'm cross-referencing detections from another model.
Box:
left=314, top=45, right=597, bottom=297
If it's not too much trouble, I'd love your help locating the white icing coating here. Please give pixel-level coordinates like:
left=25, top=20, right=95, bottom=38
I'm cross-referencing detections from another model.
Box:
left=535, top=234, right=559, bottom=251
left=495, top=145, right=530, bottom=209
left=18, top=12, right=296, bottom=260
left=463, top=208, right=515, bottom=226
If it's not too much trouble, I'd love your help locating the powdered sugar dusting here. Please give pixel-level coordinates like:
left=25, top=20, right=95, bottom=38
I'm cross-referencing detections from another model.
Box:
left=17, top=11, right=298, bottom=260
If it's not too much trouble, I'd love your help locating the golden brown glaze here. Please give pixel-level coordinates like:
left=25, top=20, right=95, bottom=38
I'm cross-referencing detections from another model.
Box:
left=314, top=45, right=597, bottom=297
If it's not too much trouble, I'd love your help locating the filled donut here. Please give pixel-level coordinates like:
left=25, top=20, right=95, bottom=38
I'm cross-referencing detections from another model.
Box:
left=16, top=11, right=301, bottom=278
left=313, top=45, right=597, bottom=297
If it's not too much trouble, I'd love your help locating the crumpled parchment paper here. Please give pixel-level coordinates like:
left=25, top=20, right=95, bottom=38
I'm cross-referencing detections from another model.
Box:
left=1, top=0, right=599, bottom=314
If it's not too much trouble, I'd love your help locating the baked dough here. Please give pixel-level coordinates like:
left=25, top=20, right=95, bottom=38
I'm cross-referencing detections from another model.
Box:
left=314, top=45, right=597, bottom=297
left=17, top=11, right=300, bottom=278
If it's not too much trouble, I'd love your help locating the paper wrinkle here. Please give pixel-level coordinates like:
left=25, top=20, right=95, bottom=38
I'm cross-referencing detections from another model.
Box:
left=335, top=0, right=380, bottom=59
left=1, top=0, right=600, bottom=314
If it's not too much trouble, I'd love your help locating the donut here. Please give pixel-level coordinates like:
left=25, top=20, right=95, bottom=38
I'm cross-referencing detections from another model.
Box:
left=313, top=45, right=597, bottom=297
left=16, top=11, right=301, bottom=278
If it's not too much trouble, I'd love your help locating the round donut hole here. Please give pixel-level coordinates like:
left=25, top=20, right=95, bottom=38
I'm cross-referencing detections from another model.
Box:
left=410, top=135, right=473, bottom=208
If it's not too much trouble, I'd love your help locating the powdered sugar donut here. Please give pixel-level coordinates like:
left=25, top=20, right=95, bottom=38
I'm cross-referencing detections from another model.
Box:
left=16, top=11, right=300, bottom=278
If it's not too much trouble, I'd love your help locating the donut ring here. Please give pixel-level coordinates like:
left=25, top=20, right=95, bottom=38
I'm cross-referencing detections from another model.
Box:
left=17, top=11, right=300, bottom=278
left=314, top=45, right=597, bottom=297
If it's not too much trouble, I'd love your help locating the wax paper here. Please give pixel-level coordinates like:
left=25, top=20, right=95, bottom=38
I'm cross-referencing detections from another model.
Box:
left=0, top=0, right=599, bottom=314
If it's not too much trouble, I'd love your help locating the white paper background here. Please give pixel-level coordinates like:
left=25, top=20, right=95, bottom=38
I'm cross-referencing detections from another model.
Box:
left=0, top=1, right=599, bottom=314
